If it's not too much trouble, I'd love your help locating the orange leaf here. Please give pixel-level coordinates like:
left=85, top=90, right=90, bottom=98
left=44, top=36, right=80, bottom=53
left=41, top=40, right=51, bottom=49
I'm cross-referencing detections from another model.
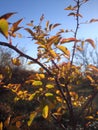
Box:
left=85, top=39, right=95, bottom=48
left=60, top=37, right=77, bottom=44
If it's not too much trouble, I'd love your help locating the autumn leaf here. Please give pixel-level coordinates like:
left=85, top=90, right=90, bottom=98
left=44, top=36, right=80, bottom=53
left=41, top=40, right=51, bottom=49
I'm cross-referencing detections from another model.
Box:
left=46, top=84, right=54, bottom=89
left=57, top=45, right=70, bottom=58
left=49, top=49, right=58, bottom=58
left=45, top=93, right=53, bottom=97
left=68, top=12, right=76, bottom=17
left=32, top=80, right=43, bottom=86
left=60, top=37, right=77, bottom=44
left=0, top=12, right=16, bottom=19
left=28, top=111, right=37, bottom=126
left=42, top=105, right=49, bottom=119
left=51, top=23, right=61, bottom=29
left=85, top=39, right=95, bottom=48
left=0, top=19, right=8, bottom=39
left=0, top=122, right=3, bottom=130
left=89, top=18, right=98, bottom=23
left=10, top=18, right=23, bottom=34
left=76, top=46, right=83, bottom=51
left=46, top=20, right=49, bottom=28
left=64, top=5, right=74, bottom=10
left=25, top=28, right=35, bottom=38
left=11, top=58, right=21, bottom=66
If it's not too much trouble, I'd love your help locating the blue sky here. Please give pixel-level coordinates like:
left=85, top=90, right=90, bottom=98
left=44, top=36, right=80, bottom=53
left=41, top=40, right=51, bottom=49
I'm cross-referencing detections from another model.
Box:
left=0, top=0, right=98, bottom=59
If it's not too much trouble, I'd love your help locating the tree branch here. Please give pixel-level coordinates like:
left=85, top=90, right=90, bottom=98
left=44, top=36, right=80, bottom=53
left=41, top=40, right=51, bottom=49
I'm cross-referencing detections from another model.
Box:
left=0, top=41, right=53, bottom=76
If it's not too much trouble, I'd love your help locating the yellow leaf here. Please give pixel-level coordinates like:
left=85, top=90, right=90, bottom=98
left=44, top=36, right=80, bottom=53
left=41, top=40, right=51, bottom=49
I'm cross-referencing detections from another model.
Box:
left=49, top=49, right=58, bottom=58
left=46, top=84, right=54, bottom=89
left=42, top=105, right=49, bottom=119
left=45, top=93, right=53, bottom=97
left=85, top=39, right=95, bottom=48
left=0, top=19, right=8, bottom=38
left=32, top=80, right=43, bottom=86
left=11, top=58, right=21, bottom=66
left=28, top=111, right=37, bottom=126
left=57, top=45, right=70, bottom=58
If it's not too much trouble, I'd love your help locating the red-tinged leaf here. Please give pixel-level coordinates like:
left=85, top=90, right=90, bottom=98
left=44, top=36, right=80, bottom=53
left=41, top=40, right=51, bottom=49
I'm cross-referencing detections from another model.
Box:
left=57, top=45, right=70, bottom=58
left=0, top=12, right=17, bottom=19
left=89, top=18, right=98, bottom=23
left=60, top=37, right=77, bottom=44
left=85, top=39, right=95, bottom=48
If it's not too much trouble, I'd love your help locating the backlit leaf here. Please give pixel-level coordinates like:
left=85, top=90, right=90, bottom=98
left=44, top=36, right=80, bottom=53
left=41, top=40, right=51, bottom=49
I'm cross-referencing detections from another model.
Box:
left=42, top=105, right=49, bottom=119
left=49, top=49, right=58, bottom=58
left=85, top=39, right=95, bottom=48
left=0, top=19, right=8, bottom=38
left=57, top=45, right=70, bottom=57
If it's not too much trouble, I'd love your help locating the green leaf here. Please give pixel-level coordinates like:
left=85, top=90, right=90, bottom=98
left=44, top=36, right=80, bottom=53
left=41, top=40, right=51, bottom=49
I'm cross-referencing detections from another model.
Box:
left=0, top=19, right=8, bottom=38
left=27, top=111, right=37, bottom=126
left=42, top=105, right=49, bottom=119
left=32, top=80, right=43, bottom=86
